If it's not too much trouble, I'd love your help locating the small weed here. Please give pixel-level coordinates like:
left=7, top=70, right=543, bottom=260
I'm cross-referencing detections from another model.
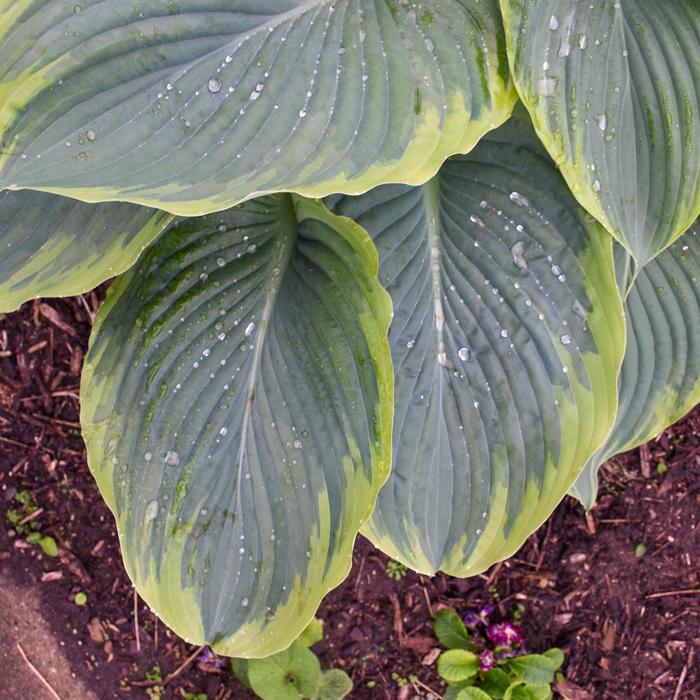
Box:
left=145, top=665, right=163, bottom=700
left=386, top=559, right=408, bottom=580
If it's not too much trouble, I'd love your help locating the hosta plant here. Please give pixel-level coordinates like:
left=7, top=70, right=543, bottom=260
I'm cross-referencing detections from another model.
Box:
left=1, top=0, right=699, bottom=660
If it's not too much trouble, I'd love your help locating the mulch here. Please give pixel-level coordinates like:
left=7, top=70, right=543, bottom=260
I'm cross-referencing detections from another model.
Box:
left=0, top=296, right=698, bottom=700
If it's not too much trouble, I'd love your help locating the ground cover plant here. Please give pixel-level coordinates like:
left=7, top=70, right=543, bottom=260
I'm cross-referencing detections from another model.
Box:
left=0, top=0, right=698, bottom=670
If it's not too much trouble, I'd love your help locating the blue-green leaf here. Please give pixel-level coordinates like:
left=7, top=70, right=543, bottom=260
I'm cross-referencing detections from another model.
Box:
left=330, top=112, right=625, bottom=576
left=80, top=194, right=393, bottom=657
left=0, top=189, right=171, bottom=312
left=0, top=0, right=515, bottom=215
left=501, top=0, right=700, bottom=265
left=571, top=220, right=700, bottom=508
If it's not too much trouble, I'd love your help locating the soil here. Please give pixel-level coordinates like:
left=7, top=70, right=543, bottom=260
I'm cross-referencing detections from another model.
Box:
left=0, top=296, right=698, bottom=700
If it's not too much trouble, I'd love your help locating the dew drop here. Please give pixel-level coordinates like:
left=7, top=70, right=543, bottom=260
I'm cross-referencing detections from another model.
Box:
left=208, top=78, right=222, bottom=94
left=560, top=334, right=572, bottom=345
left=549, top=15, right=560, bottom=30
left=86, top=129, right=96, bottom=142
left=538, top=77, right=557, bottom=97
left=458, top=347, right=471, bottom=362
left=144, top=500, right=159, bottom=523
left=164, top=450, right=180, bottom=466
left=244, top=322, right=256, bottom=337
left=511, top=241, right=528, bottom=270
left=509, top=191, right=530, bottom=208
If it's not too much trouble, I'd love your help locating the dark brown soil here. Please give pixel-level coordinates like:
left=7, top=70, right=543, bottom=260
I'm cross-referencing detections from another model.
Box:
left=0, top=296, right=698, bottom=700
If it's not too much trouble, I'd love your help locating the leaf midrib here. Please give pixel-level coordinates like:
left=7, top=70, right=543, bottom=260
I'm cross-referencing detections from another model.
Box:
left=234, top=195, right=297, bottom=497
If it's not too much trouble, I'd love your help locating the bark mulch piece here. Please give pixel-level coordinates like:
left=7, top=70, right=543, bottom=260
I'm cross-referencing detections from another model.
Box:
left=0, top=297, right=698, bottom=699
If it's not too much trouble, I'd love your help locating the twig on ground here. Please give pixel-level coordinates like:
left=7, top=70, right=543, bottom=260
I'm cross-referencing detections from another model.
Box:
left=16, top=643, right=63, bottom=700
left=133, top=588, right=141, bottom=653
left=672, top=647, right=693, bottom=700
left=412, top=677, right=443, bottom=699
left=645, top=588, right=700, bottom=600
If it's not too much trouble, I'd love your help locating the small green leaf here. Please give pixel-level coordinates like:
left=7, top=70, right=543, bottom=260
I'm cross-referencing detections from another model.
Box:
left=503, top=683, right=530, bottom=700
left=635, top=543, right=647, bottom=558
left=456, top=688, right=492, bottom=700
left=314, top=669, right=353, bottom=700
left=434, top=609, right=471, bottom=650
left=444, top=684, right=474, bottom=700
left=437, top=649, right=480, bottom=683
left=230, top=659, right=251, bottom=689
left=248, top=642, right=321, bottom=700
left=298, top=619, right=324, bottom=649
left=74, top=592, right=87, bottom=606
left=506, top=654, right=559, bottom=686
left=39, top=535, right=59, bottom=557
left=481, top=668, right=513, bottom=698
left=523, top=685, right=553, bottom=700
left=542, top=649, right=564, bottom=670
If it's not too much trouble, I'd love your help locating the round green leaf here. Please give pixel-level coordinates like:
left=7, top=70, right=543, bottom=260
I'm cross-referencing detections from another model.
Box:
left=437, top=649, right=480, bottom=683
left=571, top=220, right=700, bottom=507
left=0, top=189, right=172, bottom=312
left=248, top=642, right=321, bottom=700
left=330, top=111, right=625, bottom=576
left=481, top=668, right=513, bottom=698
left=434, top=609, right=472, bottom=650
left=315, top=669, right=353, bottom=700
left=0, top=0, right=515, bottom=215
left=456, top=688, right=493, bottom=700
left=501, top=0, right=700, bottom=265
left=506, top=654, right=558, bottom=686
left=80, top=194, right=393, bottom=657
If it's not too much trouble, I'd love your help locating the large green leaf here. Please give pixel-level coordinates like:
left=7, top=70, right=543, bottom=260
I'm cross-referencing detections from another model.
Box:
left=570, top=220, right=700, bottom=508
left=80, top=194, right=393, bottom=657
left=330, top=113, right=625, bottom=575
left=501, top=0, right=700, bottom=265
left=0, top=0, right=515, bottom=216
left=0, top=189, right=172, bottom=312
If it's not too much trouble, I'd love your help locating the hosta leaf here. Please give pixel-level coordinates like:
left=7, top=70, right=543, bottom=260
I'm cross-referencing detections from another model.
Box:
left=0, top=0, right=515, bottom=216
left=0, top=189, right=171, bottom=312
left=330, top=113, right=625, bottom=576
left=80, top=194, right=393, bottom=657
left=501, top=0, right=700, bottom=265
left=570, top=220, right=700, bottom=508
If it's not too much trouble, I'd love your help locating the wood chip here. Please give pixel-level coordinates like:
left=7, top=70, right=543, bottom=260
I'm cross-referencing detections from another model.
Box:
left=39, top=303, right=78, bottom=338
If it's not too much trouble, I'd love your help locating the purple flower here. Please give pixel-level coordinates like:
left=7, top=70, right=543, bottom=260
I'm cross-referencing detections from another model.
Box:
left=197, top=647, right=225, bottom=669
left=486, top=621, right=524, bottom=647
left=463, top=611, right=482, bottom=628
left=479, top=650, right=497, bottom=671
left=463, top=604, right=495, bottom=628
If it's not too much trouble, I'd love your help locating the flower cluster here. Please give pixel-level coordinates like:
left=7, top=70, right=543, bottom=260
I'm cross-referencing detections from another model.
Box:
left=462, top=605, right=526, bottom=671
